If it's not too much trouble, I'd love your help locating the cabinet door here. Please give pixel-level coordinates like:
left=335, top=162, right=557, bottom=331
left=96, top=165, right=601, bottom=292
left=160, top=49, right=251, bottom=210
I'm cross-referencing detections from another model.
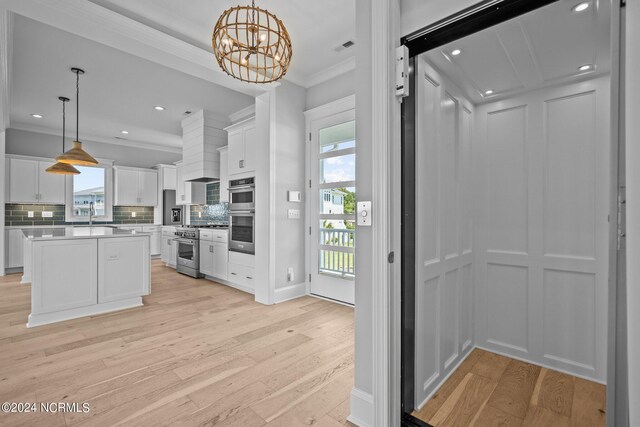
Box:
left=37, top=161, right=66, bottom=204
left=150, top=231, right=161, bottom=255
left=98, top=236, right=150, bottom=303
left=199, top=240, right=214, bottom=277
left=242, top=124, right=257, bottom=172
left=139, top=170, right=158, bottom=206
left=32, top=239, right=98, bottom=314
left=6, top=229, right=24, bottom=268
left=219, top=149, right=229, bottom=203
left=227, top=130, right=244, bottom=176
left=115, top=169, right=139, bottom=205
left=170, top=239, right=178, bottom=265
left=211, top=242, right=228, bottom=279
left=162, top=166, right=176, bottom=190
left=175, top=164, right=186, bottom=204
left=9, top=158, right=39, bottom=203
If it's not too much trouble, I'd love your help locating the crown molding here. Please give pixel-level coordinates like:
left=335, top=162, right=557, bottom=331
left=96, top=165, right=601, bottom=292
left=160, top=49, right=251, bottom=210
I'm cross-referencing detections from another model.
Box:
left=228, top=104, right=256, bottom=124
left=10, top=122, right=182, bottom=154
left=2, top=0, right=271, bottom=97
left=305, top=56, right=356, bottom=88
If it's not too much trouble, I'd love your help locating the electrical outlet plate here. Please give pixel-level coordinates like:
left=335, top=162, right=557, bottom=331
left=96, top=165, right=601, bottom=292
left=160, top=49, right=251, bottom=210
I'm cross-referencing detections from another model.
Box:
left=41, top=211, right=53, bottom=218
left=288, top=190, right=301, bottom=202
left=131, top=212, right=137, bottom=218
left=27, top=211, right=34, bottom=218
left=357, top=201, right=372, bottom=226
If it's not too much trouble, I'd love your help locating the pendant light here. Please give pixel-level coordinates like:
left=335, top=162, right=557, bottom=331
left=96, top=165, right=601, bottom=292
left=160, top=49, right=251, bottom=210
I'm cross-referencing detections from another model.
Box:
left=55, top=67, right=98, bottom=166
left=46, top=97, right=80, bottom=175
left=212, top=0, right=292, bottom=83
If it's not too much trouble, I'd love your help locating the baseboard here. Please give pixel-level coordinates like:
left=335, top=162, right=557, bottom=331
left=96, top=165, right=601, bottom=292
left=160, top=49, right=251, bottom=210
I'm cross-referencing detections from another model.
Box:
left=203, top=275, right=255, bottom=295
left=347, top=387, right=374, bottom=427
left=274, top=281, right=307, bottom=303
left=27, top=297, right=143, bottom=328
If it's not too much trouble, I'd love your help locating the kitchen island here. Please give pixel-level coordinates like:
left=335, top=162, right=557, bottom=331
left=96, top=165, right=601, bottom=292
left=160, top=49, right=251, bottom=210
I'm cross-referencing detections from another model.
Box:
left=22, top=227, right=151, bottom=328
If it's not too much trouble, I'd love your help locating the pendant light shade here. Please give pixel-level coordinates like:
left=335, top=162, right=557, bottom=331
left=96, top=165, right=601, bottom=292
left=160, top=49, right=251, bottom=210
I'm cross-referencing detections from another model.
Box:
left=56, top=68, right=98, bottom=166
left=46, top=96, right=80, bottom=175
left=212, top=0, right=292, bottom=83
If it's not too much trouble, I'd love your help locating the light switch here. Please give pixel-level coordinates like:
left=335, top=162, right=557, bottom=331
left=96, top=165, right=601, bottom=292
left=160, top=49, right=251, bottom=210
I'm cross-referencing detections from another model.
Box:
left=42, top=211, right=53, bottom=218
left=131, top=211, right=137, bottom=218
left=288, top=191, right=301, bottom=202
left=287, top=209, right=301, bottom=219
left=357, top=201, right=372, bottom=226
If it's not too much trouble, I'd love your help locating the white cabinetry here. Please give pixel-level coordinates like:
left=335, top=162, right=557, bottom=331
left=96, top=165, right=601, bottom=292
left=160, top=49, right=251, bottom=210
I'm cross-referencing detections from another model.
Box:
left=7, top=157, right=65, bottom=204
left=5, top=229, right=24, bottom=268
left=175, top=162, right=206, bottom=205
left=142, top=225, right=162, bottom=256
left=98, top=236, right=150, bottom=303
left=225, top=118, right=256, bottom=176
left=161, top=226, right=177, bottom=267
left=227, top=250, right=254, bottom=292
left=114, top=166, right=158, bottom=206
left=217, top=146, right=229, bottom=203
left=199, top=229, right=228, bottom=280
left=158, top=165, right=176, bottom=190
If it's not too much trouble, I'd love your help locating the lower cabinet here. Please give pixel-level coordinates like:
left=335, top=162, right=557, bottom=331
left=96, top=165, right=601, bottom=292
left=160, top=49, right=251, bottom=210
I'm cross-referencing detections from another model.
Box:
left=98, top=236, right=150, bottom=303
left=161, top=227, right=177, bottom=267
left=227, top=251, right=254, bottom=292
left=211, top=242, right=228, bottom=279
left=199, top=231, right=229, bottom=281
left=142, top=226, right=162, bottom=256
left=5, top=229, right=25, bottom=268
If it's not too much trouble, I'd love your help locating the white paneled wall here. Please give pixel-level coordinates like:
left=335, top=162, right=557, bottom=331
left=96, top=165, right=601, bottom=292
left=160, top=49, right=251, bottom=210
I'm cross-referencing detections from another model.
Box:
left=414, top=65, right=611, bottom=409
left=415, top=60, right=475, bottom=407
left=474, top=76, right=610, bottom=383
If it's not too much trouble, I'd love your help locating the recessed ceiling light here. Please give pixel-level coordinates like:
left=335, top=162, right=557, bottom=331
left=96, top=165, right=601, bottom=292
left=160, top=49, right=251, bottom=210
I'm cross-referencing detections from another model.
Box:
left=31, top=114, right=43, bottom=118
left=154, top=106, right=165, bottom=111
left=484, top=89, right=494, bottom=96
left=120, top=130, right=129, bottom=134
left=578, top=64, right=593, bottom=71
left=572, top=2, right=590, bottom=12
left=451, top=49, right=461, bottom=56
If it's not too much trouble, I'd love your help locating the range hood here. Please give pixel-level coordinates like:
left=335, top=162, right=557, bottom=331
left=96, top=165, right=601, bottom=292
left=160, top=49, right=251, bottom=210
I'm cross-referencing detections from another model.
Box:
left=181, top=110, right=229, bottom=182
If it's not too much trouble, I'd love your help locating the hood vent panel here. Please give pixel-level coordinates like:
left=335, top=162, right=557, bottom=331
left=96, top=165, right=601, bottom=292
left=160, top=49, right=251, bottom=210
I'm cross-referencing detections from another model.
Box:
left=181, top=110, right=229, bottom=182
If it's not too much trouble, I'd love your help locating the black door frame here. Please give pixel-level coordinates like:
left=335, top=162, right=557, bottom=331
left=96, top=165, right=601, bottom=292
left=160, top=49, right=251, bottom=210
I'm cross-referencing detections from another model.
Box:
left=399, top=1, right=559, bottom=424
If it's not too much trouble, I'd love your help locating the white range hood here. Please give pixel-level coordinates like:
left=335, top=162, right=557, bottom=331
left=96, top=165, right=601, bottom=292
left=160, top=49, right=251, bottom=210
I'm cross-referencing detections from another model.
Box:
left=181, top=110, right=229, bottom=182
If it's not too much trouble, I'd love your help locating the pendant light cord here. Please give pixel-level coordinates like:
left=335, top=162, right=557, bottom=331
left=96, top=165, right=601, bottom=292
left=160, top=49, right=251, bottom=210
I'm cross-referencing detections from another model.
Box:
left=62, top=100, right=66, bottom=151
left=75, top=71, right=79, bottom=142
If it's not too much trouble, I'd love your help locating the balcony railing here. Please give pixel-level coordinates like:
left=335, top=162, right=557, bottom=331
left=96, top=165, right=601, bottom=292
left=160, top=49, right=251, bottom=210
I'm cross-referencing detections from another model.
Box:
left=319, top=228, right=355, bottom=276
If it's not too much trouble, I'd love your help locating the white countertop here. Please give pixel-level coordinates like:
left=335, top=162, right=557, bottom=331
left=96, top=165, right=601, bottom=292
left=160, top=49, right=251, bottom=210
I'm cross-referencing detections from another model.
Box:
left=22, top=226, right=151, bottom=240
left=6, top=224, right=161, bottom=230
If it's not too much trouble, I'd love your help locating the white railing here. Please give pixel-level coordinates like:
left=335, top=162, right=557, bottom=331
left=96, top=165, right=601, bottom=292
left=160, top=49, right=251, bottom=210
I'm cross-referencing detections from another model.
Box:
left=319, top=228, right=355, bottom=276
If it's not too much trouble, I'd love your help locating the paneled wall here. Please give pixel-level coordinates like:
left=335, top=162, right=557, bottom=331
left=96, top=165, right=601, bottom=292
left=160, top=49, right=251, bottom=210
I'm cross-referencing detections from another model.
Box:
left=474, top=76, right=610, bottom=383
left=414, top=60, right=475, bottom=407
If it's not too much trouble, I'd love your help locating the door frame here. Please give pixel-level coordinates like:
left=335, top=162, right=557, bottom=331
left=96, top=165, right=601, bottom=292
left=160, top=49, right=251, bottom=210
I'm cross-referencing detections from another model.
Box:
left=398, top=0, right=622, bottom=423
left=304, top=95, right=356, bottom=301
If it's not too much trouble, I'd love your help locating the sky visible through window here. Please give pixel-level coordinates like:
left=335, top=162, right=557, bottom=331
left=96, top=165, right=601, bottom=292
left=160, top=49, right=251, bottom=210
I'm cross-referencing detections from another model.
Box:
left=320, top=140, right=355, bottom=184
left=73, top=166, right=104, bottom=191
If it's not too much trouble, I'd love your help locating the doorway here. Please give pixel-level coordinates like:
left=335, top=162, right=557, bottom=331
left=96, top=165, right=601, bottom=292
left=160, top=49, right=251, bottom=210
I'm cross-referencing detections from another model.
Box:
left=400, top=0, right=622, bottom=425
left=306, top=98, right=356, bottom=305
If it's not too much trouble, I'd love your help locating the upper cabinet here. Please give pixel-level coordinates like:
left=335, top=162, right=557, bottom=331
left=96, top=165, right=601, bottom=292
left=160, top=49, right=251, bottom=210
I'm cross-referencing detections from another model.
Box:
left=175, top=162, right=206, bottom=205
left=158, top=164, right=176, bottom=190
left=6, top=157, right=65, bottom=204
left=217, top=146, right=229, bottom=203
left=114, top=166, right=158, bottom=206
left=225, top=118, right=256, bottom=176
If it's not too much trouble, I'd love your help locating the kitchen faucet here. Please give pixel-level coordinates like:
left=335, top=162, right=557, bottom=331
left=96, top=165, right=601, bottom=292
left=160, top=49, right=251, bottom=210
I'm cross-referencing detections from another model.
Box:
left=89, top=201, right=94, bottom=226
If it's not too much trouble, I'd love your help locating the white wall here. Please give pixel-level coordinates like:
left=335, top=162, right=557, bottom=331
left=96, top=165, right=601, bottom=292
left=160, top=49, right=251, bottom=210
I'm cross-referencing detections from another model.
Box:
left=474, top=76, right=610, bottom=383
left=625, top=0, right=640, bottom=422
left=6, top=129, right=181, bottom=169
left=306, top=70, right=356, bottom=111
left=400, top=0, right=477, bottom=36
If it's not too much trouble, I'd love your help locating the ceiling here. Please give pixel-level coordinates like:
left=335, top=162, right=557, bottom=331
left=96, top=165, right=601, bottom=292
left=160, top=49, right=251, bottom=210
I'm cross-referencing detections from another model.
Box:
left=87, top=0, right=357, bottom=87
left=10, top=15, right=255, bottom=150
left=422, top=0, right=611, bottom=104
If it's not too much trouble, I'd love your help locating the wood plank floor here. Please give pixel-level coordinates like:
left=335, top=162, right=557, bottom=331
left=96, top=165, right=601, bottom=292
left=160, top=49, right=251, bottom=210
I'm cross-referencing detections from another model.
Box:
left=0, top=260, right=355, bottom=426
left=412, top=348, right=606, bottom=427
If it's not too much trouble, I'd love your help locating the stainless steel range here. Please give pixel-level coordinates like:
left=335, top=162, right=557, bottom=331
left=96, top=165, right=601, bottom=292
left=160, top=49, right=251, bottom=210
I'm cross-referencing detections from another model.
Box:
left=175, top=227, right=200, bottom=278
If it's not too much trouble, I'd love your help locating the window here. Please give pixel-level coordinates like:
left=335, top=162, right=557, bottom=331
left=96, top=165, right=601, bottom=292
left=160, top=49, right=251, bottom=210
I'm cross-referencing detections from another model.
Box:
left=66, top=163, right=114, bottom=222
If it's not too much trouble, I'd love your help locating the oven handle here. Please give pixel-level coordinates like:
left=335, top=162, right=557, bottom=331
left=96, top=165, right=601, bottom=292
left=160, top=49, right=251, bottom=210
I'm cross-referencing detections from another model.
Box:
left=229, top=185, right=255, bottom=191
left=228, top=211, right=255, bottom=215
left=176, top=238, right=195, bottom=244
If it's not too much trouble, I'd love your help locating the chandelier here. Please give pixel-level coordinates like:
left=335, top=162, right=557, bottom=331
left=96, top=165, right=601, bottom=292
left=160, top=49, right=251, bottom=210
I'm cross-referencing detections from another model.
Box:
left=212, top=0, right=292, bottom=83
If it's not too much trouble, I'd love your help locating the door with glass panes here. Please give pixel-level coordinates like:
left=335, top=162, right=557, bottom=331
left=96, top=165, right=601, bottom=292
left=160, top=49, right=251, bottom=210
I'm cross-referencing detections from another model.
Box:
left=309, top=110, right=355, bottom=304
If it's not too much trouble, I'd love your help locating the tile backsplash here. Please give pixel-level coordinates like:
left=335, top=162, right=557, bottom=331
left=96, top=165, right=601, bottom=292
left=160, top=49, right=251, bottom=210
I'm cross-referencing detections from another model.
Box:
left=5, top=204, right=155, bottom=226
left=189, top=182, right=229, bottom=226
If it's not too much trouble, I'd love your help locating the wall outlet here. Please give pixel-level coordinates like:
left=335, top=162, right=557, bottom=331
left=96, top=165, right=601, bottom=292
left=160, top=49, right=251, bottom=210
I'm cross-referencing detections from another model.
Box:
left=41, top=211, right=53, bottom=218
left=131, top=211, right=137, bottom=218
left=287, top=209, right=301, bottom=219
left=27, top=211, right=34, bottom=218
left=287, top=267, right=294, bottom=282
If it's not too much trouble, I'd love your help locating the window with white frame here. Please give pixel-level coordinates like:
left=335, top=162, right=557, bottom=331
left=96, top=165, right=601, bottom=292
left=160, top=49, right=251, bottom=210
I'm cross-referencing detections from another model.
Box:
left=65, top=163, right=113, bottom=222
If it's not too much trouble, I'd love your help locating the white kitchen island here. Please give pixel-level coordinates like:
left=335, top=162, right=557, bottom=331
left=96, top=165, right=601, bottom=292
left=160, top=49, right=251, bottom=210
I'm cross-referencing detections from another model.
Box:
left=22, top=227, right=151, bottom=328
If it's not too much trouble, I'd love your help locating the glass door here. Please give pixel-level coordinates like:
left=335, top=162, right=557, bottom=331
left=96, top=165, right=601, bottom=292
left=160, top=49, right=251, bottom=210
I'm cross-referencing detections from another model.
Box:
left=309, top=110, right=356, bottom=304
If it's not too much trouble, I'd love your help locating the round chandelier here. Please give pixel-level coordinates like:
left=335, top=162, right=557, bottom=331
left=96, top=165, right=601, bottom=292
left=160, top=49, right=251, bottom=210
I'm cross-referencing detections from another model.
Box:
left=212, top=0, right=292, bottom=84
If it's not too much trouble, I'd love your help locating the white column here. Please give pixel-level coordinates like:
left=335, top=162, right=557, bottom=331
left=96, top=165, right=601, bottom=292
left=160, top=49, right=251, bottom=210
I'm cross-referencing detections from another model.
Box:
left=0, top=10, right=12, bottom=276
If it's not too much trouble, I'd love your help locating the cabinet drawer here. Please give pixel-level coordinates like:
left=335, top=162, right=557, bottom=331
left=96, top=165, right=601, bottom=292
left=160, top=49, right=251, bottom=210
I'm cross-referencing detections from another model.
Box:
left=211, top=230, right=228, bottom=241
left=229, top=250, right=254, bottom=267
left=199, top=230, right=214, bottom=241
left=227, top=263, right=254, bottom=289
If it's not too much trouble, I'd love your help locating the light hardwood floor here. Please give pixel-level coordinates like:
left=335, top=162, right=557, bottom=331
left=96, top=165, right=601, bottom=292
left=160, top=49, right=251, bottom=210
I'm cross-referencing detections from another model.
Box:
left=412, top=348, right=606, bottom=427
left=0, top=260, right=355, bottom=426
